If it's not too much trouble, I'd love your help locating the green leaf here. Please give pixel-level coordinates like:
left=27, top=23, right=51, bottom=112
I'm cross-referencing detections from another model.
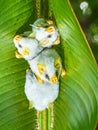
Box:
left=0, top=0, right=98, bottom=130
left=52, top=0, right=98, bottom=129
left=0, top=0, right=37, bottom=129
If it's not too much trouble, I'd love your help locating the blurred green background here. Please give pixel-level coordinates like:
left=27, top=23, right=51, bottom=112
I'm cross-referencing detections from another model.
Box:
left=70, top=2, right=98, bottom=128
left=70, top=0, right=98, bottom=63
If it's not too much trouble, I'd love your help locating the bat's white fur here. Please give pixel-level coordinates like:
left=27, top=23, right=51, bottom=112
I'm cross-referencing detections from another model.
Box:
left=31, top=18, right=60, bottom=48
left=28, top=48, right=62, bottom=83
left=14, top=36, right=62, bottom=83
left=25, top=70, right=59, bottom=111
left=33, top=27, right=59, bottom=48
left=13, top=18, right=64, bottom=111
left=14, top=37, right=43, bottom=60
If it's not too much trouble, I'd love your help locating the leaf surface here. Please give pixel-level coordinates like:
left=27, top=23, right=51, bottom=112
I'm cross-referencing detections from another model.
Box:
left=52, top=0, right=98, bottom=129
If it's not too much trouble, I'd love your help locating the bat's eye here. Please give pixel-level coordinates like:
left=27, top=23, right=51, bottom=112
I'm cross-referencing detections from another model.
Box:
left=44, top=25, right=49, bottom=28
left=18, top=44, right=22, bottom=48
left=56, top=70, right=58, bottom=76
left=45, top=74, right=49, bottom=80
left=47, top=34, right=52, bottom=38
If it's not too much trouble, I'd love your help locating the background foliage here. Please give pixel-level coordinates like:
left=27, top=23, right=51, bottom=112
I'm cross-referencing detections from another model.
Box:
left=70, top=0, right=98, bottom=63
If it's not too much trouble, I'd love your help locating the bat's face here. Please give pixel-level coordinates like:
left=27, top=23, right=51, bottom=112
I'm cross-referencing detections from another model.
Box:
left=31, top=18, right=60, bottom=48
left=36, top=57, right=62, bottom=84
left=32, top=26, right=59, bottom=48
left=36, top=26, right=59, bottom=47
left=13, top=35, right=42, bottom=60
left=37, top=63, right=58, bottom=84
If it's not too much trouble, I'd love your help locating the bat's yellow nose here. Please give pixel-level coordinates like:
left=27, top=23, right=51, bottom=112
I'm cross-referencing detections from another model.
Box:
left=50, top=74, right=58, bottom=84
left=37, top=64, right=46, bottom=74
left=23, top=48, right=30, bottom=56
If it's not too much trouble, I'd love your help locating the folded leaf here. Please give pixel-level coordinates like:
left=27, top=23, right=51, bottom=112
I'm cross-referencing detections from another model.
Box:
left=52, top=0, right=98, bottom=129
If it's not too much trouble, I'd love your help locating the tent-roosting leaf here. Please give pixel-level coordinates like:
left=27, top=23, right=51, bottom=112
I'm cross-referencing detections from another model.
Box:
left=52, top=0, right=98, bottom=130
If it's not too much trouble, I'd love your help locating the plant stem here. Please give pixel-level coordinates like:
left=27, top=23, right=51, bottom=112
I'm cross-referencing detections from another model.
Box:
left=36, top=0, right=51, bottom=18
left=36, top=104, right=54, bottom=130
left=36, top=0, right=41, bottom=18
left=48, top=103, right=54, bottom=130
left=48, top=0, right=53, bottom=19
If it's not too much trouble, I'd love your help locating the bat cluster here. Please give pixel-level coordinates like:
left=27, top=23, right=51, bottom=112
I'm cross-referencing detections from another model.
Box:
left=13, top=18, right=66, bottom=111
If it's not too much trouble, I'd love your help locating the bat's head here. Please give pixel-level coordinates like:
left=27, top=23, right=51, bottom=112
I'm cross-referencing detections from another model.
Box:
left=13, top=35, right=43, bottom=60
left=31, top=18, right=60, bottom=48
left=37, top=57, right=62, bottom=84
left=35, top=26, right=60, bottom=48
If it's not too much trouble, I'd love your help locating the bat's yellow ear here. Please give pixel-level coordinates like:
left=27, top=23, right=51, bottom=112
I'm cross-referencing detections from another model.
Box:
left=45, top=26, right=55, bottom=33
left=37, top=64, right=46, bottom=74
left=14, top=35, right=23, bottom=43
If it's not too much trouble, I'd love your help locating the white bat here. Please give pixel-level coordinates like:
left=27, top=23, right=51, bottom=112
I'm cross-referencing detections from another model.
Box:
left=13, top=36, right=65, bottom=84
left=25, top=69, right=59, bottom=111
